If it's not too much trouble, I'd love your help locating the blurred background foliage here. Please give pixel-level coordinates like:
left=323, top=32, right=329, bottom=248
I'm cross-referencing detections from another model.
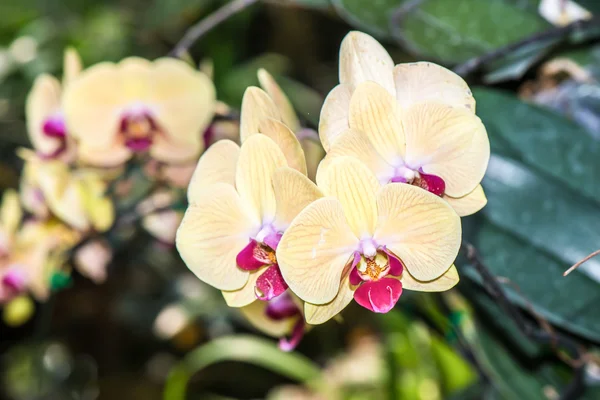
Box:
left=1, top=0, right=600, bottom=399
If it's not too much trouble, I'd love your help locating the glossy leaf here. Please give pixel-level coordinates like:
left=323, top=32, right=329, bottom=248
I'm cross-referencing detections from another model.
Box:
left=470, top=218, right=600, bottom=342
left=333, top=0, right=550, bottom=63
left=476, top=87, right=600, bottom=203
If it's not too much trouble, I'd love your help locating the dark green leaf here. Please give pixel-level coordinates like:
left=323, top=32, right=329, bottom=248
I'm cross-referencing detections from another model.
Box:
left=475, top=88, right=600, bottom=203
left=470, top=214, right=600, bottom=341
left=334, top=0, right=550, bottom=63
left=472, top=325, right=547, bottom=399
left=482, top=154, right=600, bottom=284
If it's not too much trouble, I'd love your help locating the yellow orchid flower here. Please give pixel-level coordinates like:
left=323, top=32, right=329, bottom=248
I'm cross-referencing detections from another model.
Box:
left=0, top=189, right=22, bottom=250
left=25, top=48, right=81, bottom=161
left=0, top=190, right=26, bottom=303
left=240, top=292, right=307, bottom=351
left=12, top=220, right=79, bottom=301
left=241, top=69, right=325, bottom=180
left=277, top=157, right=461, bottom=325
left=1, top=212, right=78, bottom=303
left=62, top=57, right=216, bottom=167
left=18, top=149, right=114, bottom=232
left=319, top=31, right=489, bottom=216
left=176, top=132, right=322, bottom=309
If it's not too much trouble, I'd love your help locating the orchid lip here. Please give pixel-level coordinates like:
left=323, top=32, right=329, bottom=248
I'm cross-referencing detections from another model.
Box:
left=254, top=264, right=288, bottom=301
left=279, top=318, right=305, bottom=352
left=125, top=137, right=153, bottom=152
left=2, top=268, right=27, bottom=292
left=265, top=292, right=299, bottom=320
left=42, top=114, right=67, bottom=138
left=349, top=249, right=404, bottom=313
left=119, top=107, right=159, bottom=152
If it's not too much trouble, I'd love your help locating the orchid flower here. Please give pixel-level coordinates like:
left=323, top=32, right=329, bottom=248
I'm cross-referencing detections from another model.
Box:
left=25, top=48, right=81, bottom=161
left=240, top=291, right=307, bottom=351
left=14, top=220, right=79, bottom=301
left=0, top=191, right=78, bottom=302
left=277, top=157, right=461, bottom=324
left=176, top=131, right=322, bottom=308
left=18, top=149, right=114, bottom=232
left=319, top=31, right=489, bottom=216
left=62, top=57, right=215, bottom=166
left=242, top=69, right=325, bottom=180
left=0, top=190, right=26, bottom=302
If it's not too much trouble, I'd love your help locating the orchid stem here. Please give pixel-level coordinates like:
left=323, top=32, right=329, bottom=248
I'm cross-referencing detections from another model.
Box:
left=170, top=0, right=259, bottom=58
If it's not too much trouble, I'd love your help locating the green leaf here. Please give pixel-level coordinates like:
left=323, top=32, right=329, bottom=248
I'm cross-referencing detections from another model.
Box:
left=400, top=0, right=550, bottom=63
left=471, top=324, right=547, bottom=399
left=331, top=0, right=400, bottom=38
left=482, top=154, right=600, bottom=284
left=163, top=335, right=324, bottom=400
left=475, top=88, right=600, bottom=208
left=283, top=0, right=332, bottom=9
left=470, top=214, right=600, bottom=341
left=333, top=0, right=550, bottom=63
left=278, top=77, right=324, bottom=127
left=218, top=53, right=291, bottom=108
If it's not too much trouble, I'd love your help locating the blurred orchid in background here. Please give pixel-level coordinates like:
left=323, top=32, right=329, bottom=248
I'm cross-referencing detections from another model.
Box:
left=62, top=57, right=215, bottom=166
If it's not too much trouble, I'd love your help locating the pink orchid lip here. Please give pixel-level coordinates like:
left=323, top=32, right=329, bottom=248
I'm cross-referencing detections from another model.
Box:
left=417, top=170, right=446, bottom=197
left=349, top=247, right=404, bottom=313
left=202, top=124, right=215, bottom=148
left=236, top=240, right=274, bottom=271
left=387, top=166, right=446, bottom=197
left=2, top=268, right=27, bottom=292
left=265, top=292, right=300, bottom=320
left=279, top=318, right=305, bottom=352
left=120, top=109, right=159, bottom=152
left=39, top=114, right=68, bottom=159
left=125, top=137, right=153, bottom=152
left=354, top=278, right=402, bottom=313
left=254, top=264, right=288, bottom=301
left=42, top=115, right=66, bottom=138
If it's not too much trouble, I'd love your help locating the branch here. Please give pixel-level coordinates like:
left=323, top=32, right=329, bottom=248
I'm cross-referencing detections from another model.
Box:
left=464, top=243, right=591, bottom=399
left=462, top=244, right=587, bottom=376
left=169, top=0, right=259, bottom=58
left=453, top=16, right=600, bottom=77
left=564, top=249, right=600, bottom=276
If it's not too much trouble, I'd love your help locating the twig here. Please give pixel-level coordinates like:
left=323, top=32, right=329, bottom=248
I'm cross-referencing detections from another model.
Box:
left=453, top=16, right=600, bottom=77
left=169, top=0, right=259, bottom=58
left=564, top=249, right=600, bottom=276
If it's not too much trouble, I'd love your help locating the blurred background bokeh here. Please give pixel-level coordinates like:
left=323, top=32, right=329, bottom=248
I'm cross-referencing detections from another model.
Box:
left=1, top=0, right=600, bottom=399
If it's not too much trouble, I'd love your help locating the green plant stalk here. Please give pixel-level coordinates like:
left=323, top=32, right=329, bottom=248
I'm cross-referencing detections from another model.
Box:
left=163, top=335, right=327, bottom=400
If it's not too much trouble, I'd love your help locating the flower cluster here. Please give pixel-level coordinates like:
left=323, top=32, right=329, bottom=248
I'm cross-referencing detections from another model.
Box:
left=2, top=48, right=217, bottom=325
left=176, top=31, right=490, bottom=350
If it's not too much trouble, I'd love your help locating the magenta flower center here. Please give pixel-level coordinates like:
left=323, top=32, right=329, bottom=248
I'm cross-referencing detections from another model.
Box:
left=39, top=114, right=69, bottom=159
left=42, top=114, right=66, bottom=138
left=120, top=111, right=159, bottom=152
left=235, top=228, right=287, bottom=302
left=349, top=245, right=404, bottom=314
left=389, top=167, right=446, bottom=197
left=1, top=267, right=27, bottom=293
